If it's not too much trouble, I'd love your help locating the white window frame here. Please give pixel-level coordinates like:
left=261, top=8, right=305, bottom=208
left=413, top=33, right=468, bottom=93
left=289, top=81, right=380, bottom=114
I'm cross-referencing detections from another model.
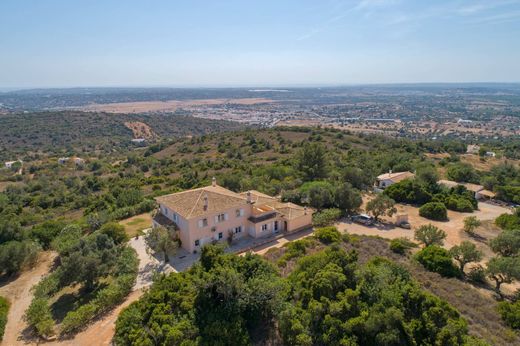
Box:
left=198, top=218, right=208, bottom=228
left=262, top=224, right=268, bottom=231
left=216, top=213, right=228, bottom=223
left=236, top=208, right=244, bottom=217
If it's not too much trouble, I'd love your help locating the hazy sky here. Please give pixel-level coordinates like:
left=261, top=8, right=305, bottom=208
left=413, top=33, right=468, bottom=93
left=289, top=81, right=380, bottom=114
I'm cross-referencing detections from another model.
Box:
left=1, top=0, right=520, bottom=88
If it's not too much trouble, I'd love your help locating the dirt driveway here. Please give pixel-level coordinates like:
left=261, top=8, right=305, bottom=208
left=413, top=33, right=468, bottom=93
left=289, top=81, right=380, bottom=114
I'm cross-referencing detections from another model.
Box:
left=0, top=252, right=56, bottom=346
left=336, top=202, right=511, bottom=248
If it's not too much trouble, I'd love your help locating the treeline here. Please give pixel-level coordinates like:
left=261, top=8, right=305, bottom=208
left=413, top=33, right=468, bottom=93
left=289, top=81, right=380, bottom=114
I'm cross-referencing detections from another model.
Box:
left=25, top=223, right=138, bottom=338
left=114, top=242, right=483, bottom=345
left=0, top=111, right=245, bottom=161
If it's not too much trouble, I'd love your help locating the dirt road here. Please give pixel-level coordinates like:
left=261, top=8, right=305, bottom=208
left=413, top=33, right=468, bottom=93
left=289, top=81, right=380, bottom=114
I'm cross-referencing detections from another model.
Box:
left=0, top=252, right=56, bottom=346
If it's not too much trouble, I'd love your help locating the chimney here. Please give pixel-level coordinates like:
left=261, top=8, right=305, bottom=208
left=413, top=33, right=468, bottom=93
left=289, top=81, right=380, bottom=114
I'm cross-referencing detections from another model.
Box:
left=246, top=191, right=252, bottom=204
left=203, top=194, right=208, bottom=211
left=212, top=177, right=216, bottom=187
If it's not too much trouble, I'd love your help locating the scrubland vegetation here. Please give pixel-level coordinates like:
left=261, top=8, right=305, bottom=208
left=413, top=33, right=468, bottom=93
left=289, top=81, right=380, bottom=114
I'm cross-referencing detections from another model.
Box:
left=0, top=122, right=519, bottom=344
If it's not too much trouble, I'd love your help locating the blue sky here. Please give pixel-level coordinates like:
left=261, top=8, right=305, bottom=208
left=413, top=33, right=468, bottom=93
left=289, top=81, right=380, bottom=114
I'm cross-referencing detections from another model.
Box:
left=1, top=0, right=520, bottom=88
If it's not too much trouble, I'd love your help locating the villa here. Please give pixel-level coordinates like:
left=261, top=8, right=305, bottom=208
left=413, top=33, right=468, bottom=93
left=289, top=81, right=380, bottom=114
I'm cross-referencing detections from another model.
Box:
left=375, top=171, right=415, bottom=190
left=152, top=178, right=313, bottom=253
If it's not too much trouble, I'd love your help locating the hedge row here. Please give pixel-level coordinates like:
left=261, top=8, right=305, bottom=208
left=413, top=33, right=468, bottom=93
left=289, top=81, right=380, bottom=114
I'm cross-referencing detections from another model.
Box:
left=0, top=296, right=8, bottom=340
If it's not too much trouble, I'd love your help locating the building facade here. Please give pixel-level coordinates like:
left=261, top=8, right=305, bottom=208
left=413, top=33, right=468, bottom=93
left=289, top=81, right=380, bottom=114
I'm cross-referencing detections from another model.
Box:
left=153, top=178, right=313, bottom=253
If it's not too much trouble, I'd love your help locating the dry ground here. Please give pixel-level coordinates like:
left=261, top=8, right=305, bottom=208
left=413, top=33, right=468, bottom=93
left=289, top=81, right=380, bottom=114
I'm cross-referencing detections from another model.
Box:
left=118, top=213, right=152, bottom=238
left=123, top=121, right=157, bottom=139
left=79, top=98, right=275, bottom=114
left=0, top=252, right=56, bottom=346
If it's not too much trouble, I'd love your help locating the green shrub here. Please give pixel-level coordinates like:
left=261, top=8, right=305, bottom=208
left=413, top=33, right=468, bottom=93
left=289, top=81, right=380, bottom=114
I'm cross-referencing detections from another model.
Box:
left=419, top=202, right=448, bottom=221
left=99, top=222, right=128, bottom=244
left=60, top=303, right=98, bottom=335
left=498, top=300, right=520, bottom=330
left=278, top=239, right=315, bottom=267
left=495, top=212, right=520, bottom=230
left=314, top=227, right=341, bottom=244
left=390, top=237, right=417, bottom=255
left=312, top=208, right=342, bottom=227
left=24, top=298, right=54, bottom=337
left=467, top=265, right=487, bottom=284
left=0, top=296, right=8, bottom=341
left=415, top=245, right=461, bottom=278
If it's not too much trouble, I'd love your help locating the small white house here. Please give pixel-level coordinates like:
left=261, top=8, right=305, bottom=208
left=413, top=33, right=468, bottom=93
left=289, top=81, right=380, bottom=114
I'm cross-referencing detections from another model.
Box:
left=58, top=157, right=70, bottom=164
left=131, top=138, right=146, bottom=144
left=5, top=160, right=22, bottom=169
left=376, top=171, right=415, bottom=190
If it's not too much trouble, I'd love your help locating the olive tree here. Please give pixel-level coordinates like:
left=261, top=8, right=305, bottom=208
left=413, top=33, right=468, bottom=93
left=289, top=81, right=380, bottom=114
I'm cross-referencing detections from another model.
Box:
left=449, top=241, right=483, bottom=274
left=145, top=226, right=178, bottom=263
left=365, top=194, right=396, bottom=222
left=486, top=256, right=520, bottom=296
left=463, top=216, right=481, bottom=236
left=414, top=224, right=447, bottom=247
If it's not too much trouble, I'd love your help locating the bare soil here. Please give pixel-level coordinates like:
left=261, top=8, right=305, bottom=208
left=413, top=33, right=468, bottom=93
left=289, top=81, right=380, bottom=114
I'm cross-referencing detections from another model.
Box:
left=123, top=121, right=157, bottom=139
left=0, top=252, right=56, bottom=346
left=80, top=98, right=275, bottom=114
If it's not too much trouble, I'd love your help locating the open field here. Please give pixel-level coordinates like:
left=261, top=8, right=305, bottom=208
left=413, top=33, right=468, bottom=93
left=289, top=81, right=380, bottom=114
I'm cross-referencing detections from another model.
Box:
left=79, top=98, right=276, bottom=113
left=118, top=213, right=152, bottom=238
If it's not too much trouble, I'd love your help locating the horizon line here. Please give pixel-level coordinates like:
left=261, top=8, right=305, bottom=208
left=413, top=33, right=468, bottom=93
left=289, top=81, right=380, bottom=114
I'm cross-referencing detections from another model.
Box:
left=2, top=81, right=520, bottom=93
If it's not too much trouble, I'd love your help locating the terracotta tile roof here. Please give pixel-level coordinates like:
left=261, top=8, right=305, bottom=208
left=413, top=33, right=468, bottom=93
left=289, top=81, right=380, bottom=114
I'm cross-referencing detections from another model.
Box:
left=437, top=180, right=484, bottom=193
left=478, top=189, right=496, bottom=198
left=156, top=185, right=246, bottom=220
left=277, top=202, right=311, bottom=220
left=377, top=171, right=415, bottom=183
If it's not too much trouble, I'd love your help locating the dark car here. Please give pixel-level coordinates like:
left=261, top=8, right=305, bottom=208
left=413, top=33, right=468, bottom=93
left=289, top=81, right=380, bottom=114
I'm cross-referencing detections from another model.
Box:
left=351, top=214, right=375, bottom=226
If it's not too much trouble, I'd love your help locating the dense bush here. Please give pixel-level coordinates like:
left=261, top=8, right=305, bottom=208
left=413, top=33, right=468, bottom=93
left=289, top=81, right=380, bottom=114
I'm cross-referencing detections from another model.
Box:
left=26, top=232, right=138, bottom=337
left=314, top=226, right=341, bottom=244
left=115, top=246, right=286, bottom=345
left=0, top=296, right=8, bottom=341
left=277, top=239, right=316, bottom=267
left=498, top=300, right=520, bottom=330
left=384, top=179, right=432, bottom=205
left=415, top=245, right=461, bottom=278
left=495, top=209, right=520, bottom=230
left=115, top=246, right=478, bottom=345
left=0, top=240, right=40, bottom=277
left=390, top=237, right=418, bottom=254
left=312, top=208, right=342, bottom=227
left=419, top=202, right=448, bottom=221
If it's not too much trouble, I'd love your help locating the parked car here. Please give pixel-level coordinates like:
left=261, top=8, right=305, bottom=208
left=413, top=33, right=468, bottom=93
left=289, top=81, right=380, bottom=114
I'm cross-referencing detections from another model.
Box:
left=397, top=221, right=411, bottom=229
left=351, top=214, right=375, bottom=226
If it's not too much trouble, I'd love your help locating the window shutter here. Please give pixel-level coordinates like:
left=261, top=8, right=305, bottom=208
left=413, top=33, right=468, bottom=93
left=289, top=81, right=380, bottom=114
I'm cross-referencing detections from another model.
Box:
left=215, top=215, right=218, bottom=223
left=198, top=220, right=203, bottom=228
left=224, top=213, right=228, bottom=221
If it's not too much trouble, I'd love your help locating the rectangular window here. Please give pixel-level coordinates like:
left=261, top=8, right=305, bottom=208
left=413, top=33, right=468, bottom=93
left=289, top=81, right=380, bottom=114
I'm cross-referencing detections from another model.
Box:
left=218, top=232, right=223, bottom=239
left=236, top=209, right=244, bottom=217
left=262, top=224, right=268, bottom=231
left=173, top=213, right=178, bottom=222
left=216, top=213, right=228, bottom=223
left=235, top=226, right=242, bottom=234
left=195, top=239, right=200, bottom=246
left=198, top=218, right=208, bottom=228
